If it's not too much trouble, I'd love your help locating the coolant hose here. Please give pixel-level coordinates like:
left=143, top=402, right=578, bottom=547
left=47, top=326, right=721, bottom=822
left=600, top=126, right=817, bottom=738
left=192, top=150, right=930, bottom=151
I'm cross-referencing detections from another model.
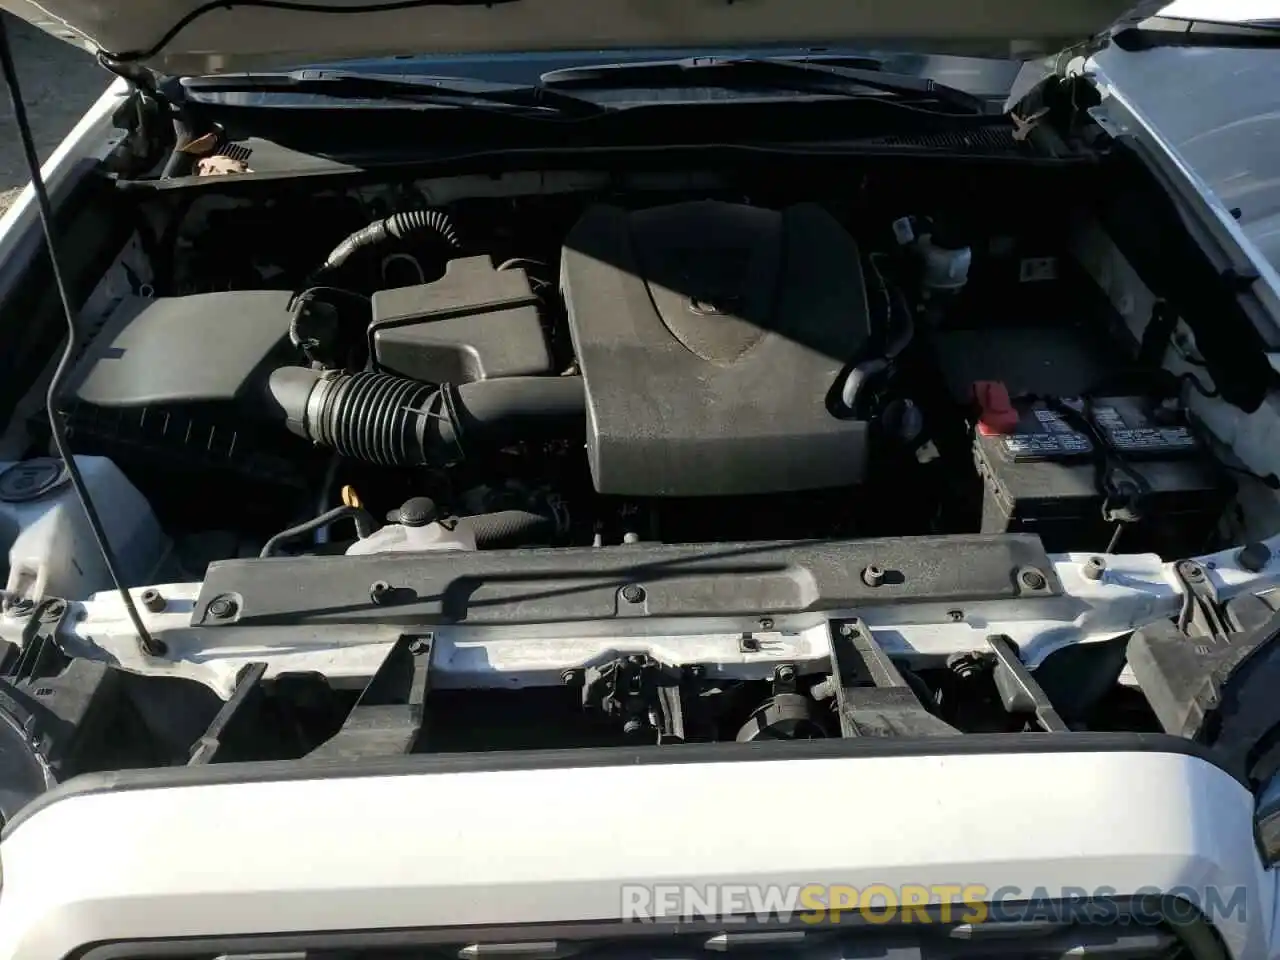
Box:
left=841, top=276, right=915, bottom=413
left=317, top=210, right=460, bottom=275
left=264, top=367, right=586, bottom=467
left=458, top=510, right=557, bottom=548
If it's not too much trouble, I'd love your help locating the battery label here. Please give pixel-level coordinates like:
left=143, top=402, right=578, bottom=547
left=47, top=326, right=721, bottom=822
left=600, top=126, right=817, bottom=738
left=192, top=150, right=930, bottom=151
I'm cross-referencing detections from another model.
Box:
left=1035, top=408, right=1076, bottom=434
left=985, top=397, right=1195, bottom=463
left=1000, top=408, right=1093, bottom=461
left=1091, top=403, right=1198, bottom=457
left=1002, top=433, right=1093, bottom=458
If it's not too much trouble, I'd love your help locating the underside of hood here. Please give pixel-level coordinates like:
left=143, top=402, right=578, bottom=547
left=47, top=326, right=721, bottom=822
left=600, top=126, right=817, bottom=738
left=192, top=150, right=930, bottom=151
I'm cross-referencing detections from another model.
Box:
left=1, top=0, right=1159, bottom=76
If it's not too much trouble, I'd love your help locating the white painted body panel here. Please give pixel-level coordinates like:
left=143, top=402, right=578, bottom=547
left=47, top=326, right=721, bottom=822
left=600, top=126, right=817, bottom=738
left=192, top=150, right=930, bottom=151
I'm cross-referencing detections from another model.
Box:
left=0, top=0, right=1157, bottom=77
left=35, top=537, right=1280, bottom=699
left=0, top=78, right=125, bottom=254
left=0, top=750, right=1272, bottom=959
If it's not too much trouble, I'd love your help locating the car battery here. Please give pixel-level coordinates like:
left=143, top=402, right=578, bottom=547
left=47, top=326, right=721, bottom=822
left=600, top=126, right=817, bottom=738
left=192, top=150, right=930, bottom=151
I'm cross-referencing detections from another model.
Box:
left=971, top=382, right=1229, bottom=554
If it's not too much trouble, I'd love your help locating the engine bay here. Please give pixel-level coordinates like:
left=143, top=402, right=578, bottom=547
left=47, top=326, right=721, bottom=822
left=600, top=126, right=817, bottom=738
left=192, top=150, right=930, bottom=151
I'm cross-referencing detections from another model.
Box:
left=1, top=149, right=1278, bottom=804
left=33, top=165, right=1240, bottom=561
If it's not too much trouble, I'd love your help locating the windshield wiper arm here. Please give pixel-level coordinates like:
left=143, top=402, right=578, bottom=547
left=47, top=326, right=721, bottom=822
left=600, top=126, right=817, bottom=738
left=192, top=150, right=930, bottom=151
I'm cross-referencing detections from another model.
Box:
left=540, top=57, right=992, bottom=115
left=180, top=70, right=607, bottom=118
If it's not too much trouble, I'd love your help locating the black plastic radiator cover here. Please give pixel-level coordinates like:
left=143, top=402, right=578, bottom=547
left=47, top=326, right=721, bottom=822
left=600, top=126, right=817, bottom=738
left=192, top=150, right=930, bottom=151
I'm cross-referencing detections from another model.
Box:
left=196, top=534, right=1058, bottom=627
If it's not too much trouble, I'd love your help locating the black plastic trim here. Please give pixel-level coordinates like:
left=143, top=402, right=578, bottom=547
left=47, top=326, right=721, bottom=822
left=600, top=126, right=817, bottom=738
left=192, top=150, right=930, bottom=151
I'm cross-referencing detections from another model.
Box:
left=112, top=135, right=1093, bottom=196
left=196, top=535, right=1061, bottom=626
left=2, top=731, right=1242, bottom=840
left=67, top=900, right=1224, bottom=960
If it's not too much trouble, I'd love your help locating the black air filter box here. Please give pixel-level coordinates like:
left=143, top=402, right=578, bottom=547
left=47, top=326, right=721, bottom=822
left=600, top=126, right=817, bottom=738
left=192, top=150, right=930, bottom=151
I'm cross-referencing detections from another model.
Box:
left=71, top=291, right=296, bottom=408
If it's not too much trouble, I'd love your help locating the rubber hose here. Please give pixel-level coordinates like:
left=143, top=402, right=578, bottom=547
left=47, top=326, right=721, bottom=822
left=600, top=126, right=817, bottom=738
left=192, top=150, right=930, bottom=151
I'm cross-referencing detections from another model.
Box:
left=319, top=209, right=460, bottom=275
left=160, top=114, right=195, bottom=179
left=841, top=279, right=915, bottom=413
left=457, top=510, right=556, bottom=548
left=264, top=367, right=585, bottom=467
left=883, top=284, right=915, bottom=360
left=840, top=357, right=890, bottom=413
left=260, top=505, right=375, bottom=558
left=447, top=377, right=588, bottom=454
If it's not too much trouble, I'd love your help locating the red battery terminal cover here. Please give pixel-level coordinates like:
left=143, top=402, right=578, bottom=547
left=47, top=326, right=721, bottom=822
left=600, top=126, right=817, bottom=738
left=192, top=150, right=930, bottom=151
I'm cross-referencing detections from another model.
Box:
left=973, top=380, right=1020, bottom=436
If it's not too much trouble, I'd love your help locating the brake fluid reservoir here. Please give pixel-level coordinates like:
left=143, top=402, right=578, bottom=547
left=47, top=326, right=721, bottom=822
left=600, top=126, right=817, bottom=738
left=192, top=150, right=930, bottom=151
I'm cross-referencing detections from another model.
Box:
left=0, top=457, right=170, bottom=601
left=918, top=232, right=972, bottom=295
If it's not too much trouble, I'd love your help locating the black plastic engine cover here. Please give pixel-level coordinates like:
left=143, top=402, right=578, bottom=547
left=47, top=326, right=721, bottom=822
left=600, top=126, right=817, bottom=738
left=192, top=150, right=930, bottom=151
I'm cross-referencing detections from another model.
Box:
left=561, top=201, right=871, bottom=496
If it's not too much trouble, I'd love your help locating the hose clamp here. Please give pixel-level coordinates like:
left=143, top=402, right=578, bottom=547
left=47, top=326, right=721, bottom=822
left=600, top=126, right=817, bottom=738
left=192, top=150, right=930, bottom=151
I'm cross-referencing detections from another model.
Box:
left=306, top=369, right=343, bottom=447
left=438, top=381, right=466, bottom=463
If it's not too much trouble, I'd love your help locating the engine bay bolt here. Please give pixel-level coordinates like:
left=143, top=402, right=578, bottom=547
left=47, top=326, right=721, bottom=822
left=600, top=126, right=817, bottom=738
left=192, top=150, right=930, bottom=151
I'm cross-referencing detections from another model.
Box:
left=775, top=665, right=796, bottom=683
left=621, top=584, right=646, bottom=604
left=140, top=588, right=166, bottom=612
left=759, top=617, right=774, bottom=630
left=561, top=669, right=584, bottom=685
left=207, top=595, right=238, bottom=620
left=839, top=622, right=856, bottom=636
left=369, top=581, right=393, bottom=605
left=1178, top=562, right=1205, bottom=582
left=861, top=565, right=886, bottom=587
left=1238, top=542, right=1271, bottom=573
left=1019, top=569, right=1047, bottom=591
left=1082, top=557, right=1107, bottom=581
left=947, top=609, right=965, bottom=622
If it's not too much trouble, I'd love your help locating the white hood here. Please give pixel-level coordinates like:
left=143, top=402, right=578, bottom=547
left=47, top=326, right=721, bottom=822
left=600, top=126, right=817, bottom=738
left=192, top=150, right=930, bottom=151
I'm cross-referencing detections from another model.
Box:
left=1, top=0, right=1158, bottom=77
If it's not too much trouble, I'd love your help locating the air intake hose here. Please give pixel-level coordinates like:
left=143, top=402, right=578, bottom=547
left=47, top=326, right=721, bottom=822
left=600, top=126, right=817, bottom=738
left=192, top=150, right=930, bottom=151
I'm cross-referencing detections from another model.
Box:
left=458, top=510, right=557, bottom=548
left=317, top=209, right=461, bottom=275
left=264, top=367, right=585, bottom=466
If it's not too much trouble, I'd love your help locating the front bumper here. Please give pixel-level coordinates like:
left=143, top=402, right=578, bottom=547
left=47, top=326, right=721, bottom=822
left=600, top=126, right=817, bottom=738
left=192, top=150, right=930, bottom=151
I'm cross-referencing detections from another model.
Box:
left=0, top=745, right=1272, bottom=960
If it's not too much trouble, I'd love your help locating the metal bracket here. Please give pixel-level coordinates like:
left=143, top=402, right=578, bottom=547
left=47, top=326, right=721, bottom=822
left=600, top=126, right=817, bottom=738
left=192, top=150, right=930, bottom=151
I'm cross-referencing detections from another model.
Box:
left=987, top=635, right=1069, bottom=733
left=188, top=662, right=268, bottom=764
left=829, top=619, right=957, bottom=738
left=3, top=597, right=71, bottom=679
left=307, top=633, right=434, bottom=760
left=1174, top=560, right=1229, bottom=641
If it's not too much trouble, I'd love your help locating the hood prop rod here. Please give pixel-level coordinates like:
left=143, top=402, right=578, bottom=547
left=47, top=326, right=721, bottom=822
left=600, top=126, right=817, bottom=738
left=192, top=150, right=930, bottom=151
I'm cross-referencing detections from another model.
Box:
left=0, top=18, right=164, bottom=657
